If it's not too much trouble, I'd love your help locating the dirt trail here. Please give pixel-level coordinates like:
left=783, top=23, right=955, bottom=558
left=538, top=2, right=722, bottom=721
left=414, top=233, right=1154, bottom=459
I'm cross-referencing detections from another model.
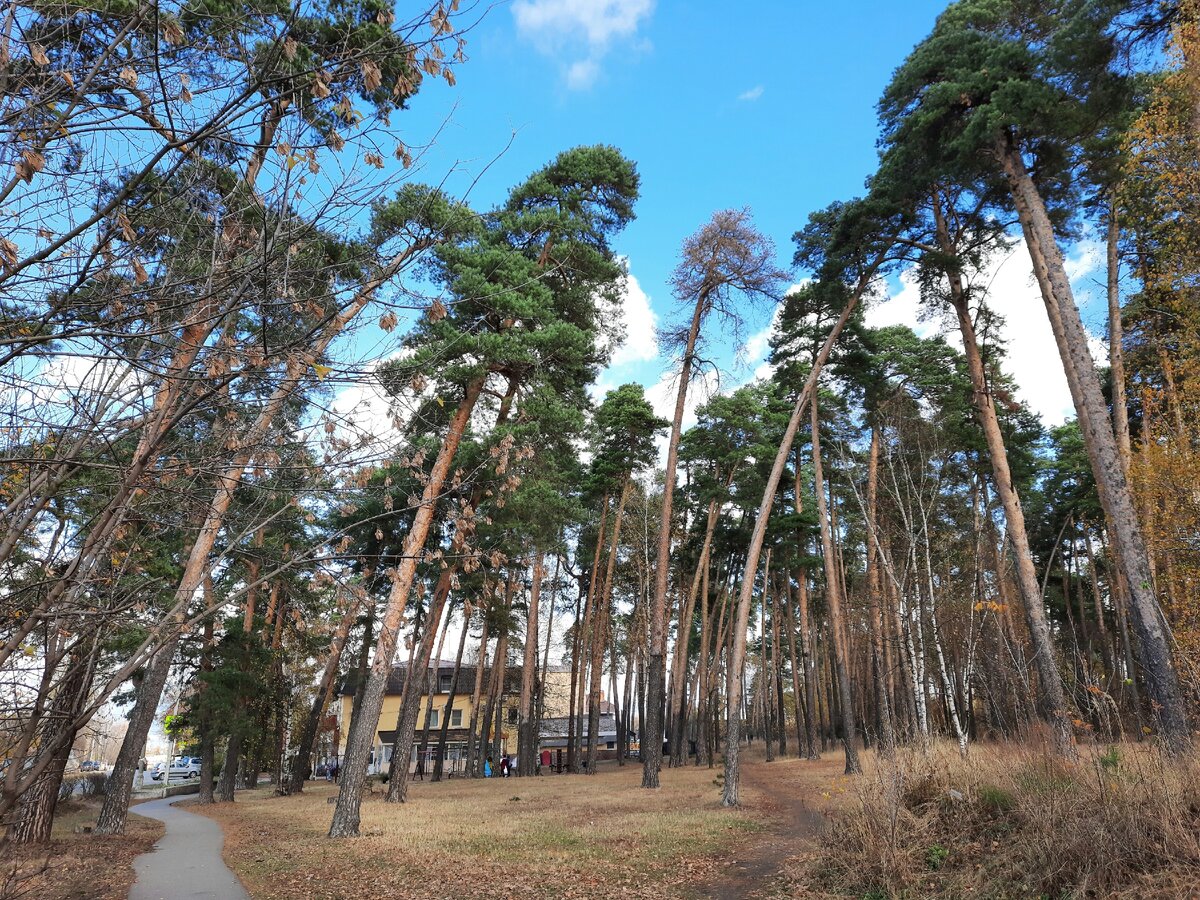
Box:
left=690, top=752, right=843, bottom=899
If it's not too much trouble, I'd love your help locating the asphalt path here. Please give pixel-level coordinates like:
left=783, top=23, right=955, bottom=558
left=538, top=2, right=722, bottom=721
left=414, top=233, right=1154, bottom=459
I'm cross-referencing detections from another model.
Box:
left=129, top=795, right=249, bottom=900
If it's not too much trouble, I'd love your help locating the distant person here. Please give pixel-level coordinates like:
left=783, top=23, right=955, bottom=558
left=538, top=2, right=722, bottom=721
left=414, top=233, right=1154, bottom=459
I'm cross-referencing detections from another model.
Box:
left=484, top=756, right=493, bottom=778
left=499, top=755, right=508, bottom=777
left=539, top=749, right=551, bottom=774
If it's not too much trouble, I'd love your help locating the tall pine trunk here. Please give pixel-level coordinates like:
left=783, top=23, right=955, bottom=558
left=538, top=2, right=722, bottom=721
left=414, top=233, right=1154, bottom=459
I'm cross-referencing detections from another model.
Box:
left=587, top=477, right=631, bottom=771
left=931, top=191, right=1075, bottom=757
left=996, top=135, right=1189, bottom=752
left=811, top=396, right=860, bottom=774
left=518, top=554, right=544, bottom=777
left=330, top=375, right=485, bottom=836
left=645, top=295, right=706, bottom=789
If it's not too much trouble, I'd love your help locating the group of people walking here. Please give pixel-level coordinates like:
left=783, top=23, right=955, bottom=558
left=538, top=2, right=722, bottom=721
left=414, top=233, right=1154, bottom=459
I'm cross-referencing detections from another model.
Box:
left=483, top=754, right=514, bottom=777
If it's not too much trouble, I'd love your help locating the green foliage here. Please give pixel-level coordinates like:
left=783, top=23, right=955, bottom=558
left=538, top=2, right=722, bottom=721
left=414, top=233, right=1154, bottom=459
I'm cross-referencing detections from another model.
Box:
left=977, top=784, right=1016, bottom=813
left=925, top=844, right=950, bottom=871
left=1099, top=745, right=1122, bottom=772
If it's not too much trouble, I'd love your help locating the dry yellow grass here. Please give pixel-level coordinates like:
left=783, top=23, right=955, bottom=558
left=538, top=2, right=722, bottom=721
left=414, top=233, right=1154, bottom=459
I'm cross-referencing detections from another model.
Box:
left=190, top=759, right=776, bottom=899
left=787, top=739, right=1200, bottom=899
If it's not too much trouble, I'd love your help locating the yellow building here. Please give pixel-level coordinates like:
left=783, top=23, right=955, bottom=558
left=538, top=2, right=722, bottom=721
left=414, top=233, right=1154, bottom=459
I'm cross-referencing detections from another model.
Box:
left=336, top=663, right=579, bottom=774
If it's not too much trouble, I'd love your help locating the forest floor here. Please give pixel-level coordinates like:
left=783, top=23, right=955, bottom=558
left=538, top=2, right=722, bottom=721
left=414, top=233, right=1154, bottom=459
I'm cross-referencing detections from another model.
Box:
left=0, top=797, right=163, bottom=899
left=185, top=747, right=850, bottom=899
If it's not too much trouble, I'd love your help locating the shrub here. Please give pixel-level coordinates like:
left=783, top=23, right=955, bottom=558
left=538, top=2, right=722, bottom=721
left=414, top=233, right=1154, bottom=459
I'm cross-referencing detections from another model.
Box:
left=798, top=741, right=1200, bottom=898
left=58, top=777, right=78, bottom=804
left=79, top=773, right=108, bottom=799
left=925, top=844, right=949, bottom=871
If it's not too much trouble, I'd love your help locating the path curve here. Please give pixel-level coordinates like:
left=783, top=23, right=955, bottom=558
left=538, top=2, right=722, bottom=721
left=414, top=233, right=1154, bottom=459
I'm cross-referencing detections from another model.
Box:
left=128, top=795, right=250, bottom=900
left=692, top=759, right=829, bottom=899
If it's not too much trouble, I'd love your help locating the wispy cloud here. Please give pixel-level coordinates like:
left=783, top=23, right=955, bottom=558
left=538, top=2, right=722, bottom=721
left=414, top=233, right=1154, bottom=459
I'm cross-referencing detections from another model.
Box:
left=512, top=0, right=655, bottom=90
left=737, top=85, right=764, bottom=102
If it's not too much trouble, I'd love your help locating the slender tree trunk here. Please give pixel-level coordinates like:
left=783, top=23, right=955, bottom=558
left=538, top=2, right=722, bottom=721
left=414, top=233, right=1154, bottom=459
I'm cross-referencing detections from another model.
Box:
left=669, top=495, right=722, bottom=766
left=811, top=397, right=860, bottom=773
left=518, top=554, right=545, bottom=777
left=645, top=294, right=707, bottom=789
left=433, top=600, right=472, bottom=782
left=761, top=557, right=775, bottom=762
left=588, top=477, right=631, bottom=772
left=864, top=425, right=896, bottom=757
left=721, top=273, right=879, bottom=805
left=931, top=191, right=1076, bottom=757
left=1106, top=201, right=1131, bottom=472
left=94, top=640, right=177, bottom=834
left=996, top=135, right=1189, bottom=752
left=216, top=733, right=240, bottom=803
left=572, top=495, right=609, bottom=773
left=8, top=649, right=94, bottom=843
left=288, top=593, right=361, bottom=795
left=330, top=375, right=485, bottom=836
left=770, top=573, right=787, bottom=757
left=415, top=595, right=455, bottom=784
left=463, top=616, right=490, bottom=778
left=197, top=613, right=216, bottom=804
left=385, top=570, right=456, bottom=802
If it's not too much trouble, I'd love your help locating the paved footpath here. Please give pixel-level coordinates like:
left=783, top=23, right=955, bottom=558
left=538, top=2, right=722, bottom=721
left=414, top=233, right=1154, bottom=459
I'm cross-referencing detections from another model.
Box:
left=129, top=795, right=250, bottom=899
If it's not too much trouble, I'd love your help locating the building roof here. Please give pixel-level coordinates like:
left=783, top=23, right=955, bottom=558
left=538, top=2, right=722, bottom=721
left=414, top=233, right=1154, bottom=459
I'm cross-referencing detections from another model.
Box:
left=338, top=663, right=522, bottom=697
left=538, top=714, right=619, bottom=743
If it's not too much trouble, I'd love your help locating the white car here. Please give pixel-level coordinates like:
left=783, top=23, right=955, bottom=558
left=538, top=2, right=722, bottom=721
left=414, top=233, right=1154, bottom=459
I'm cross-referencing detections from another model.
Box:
left=149, top=757, right=202, bottom=781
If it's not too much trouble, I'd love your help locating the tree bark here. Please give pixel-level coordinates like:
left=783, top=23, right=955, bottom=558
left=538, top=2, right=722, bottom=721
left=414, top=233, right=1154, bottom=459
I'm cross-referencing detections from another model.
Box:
left=931, top=189, right=1075, bottom=757
left=518, top=554, right=545, bottom=776
left=330, top=375, right=485, bottom=836
left=463, top=614, right=491, bottom=778
left=8, top=650, right=94, bottom=843
left=810, top=396, right=860, bottom=774
left=433, top=598, right=472, bottom=782
left=386, top=569, right=455, bottom=802
left=996, top=134, right=1189, bottom=752
left=588, top=477, right=632, bottom=772
left=669, top=496, right=722, bottom=766
left=644, top=294, right=707, bottom=789
left=864, top=425, right=896, bottom=757
left=288, top=592, right=362, bottom=794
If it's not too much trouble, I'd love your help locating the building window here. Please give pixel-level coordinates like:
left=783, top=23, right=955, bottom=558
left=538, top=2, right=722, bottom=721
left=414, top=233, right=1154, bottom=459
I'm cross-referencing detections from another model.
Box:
left=450, top=709, right=463, bottom=727
left=427, top=710, right=439, bottom=729
left=507, top=707, right=519, bottom=725
left=439, top=672, right=453, bottom=693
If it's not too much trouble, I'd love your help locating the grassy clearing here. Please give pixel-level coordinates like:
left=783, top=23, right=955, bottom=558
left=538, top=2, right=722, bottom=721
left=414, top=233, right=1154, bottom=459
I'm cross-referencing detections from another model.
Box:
left=0, top=798, right=163, bottom=900
left=189, top=759, right=770, bottom=899
left=785, top=740, right=1200, bottom=899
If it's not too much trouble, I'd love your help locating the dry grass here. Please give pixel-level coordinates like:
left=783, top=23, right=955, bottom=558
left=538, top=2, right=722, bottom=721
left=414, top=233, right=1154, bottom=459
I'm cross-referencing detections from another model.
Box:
left=0, top=799, right=163, bottom=900
left=788, top=740, right=1200, bottom=899
left=189, top=760, right=769, bottom=899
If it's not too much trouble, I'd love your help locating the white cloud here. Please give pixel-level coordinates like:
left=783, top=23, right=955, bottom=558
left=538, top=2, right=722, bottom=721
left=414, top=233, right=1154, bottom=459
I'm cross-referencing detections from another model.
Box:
left=609, top=270, right=659, bottom=366
left=739, top=304, right=782, bottom=383
left=864, top=267, right=942, bottom=339
left=865, top=240, right=1108, bottom=426
left=645, top=364, right=720, bottom=462
left=737, top=85, right=764, bottom=102
left=512, top=0, right=654, bottom=89
left=566, top=59, right=600, bottom=90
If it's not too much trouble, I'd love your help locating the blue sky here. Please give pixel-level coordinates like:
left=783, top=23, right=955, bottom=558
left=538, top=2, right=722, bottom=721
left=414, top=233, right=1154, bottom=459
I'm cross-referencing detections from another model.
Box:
left=332, top=0, right=1110, bottom=440
left=383, top=2, right=949, bottom=376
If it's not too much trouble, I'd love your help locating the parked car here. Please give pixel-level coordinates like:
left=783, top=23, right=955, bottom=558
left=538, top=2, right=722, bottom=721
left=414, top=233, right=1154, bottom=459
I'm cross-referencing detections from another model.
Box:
left=149, top=757, right=202, bottom=781
left=79, top=760, right=102, bottom=772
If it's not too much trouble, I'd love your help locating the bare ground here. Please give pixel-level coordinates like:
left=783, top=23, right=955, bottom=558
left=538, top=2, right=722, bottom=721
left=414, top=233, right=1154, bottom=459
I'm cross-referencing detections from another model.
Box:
left=689, top=750, right=846, bottom=899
